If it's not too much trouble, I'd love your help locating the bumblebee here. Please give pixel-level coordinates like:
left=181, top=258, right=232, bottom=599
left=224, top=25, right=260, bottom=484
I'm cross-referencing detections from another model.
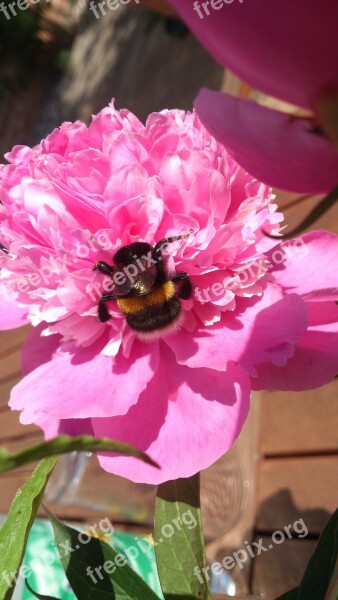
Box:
left=93, top=232, right=193, bottom=339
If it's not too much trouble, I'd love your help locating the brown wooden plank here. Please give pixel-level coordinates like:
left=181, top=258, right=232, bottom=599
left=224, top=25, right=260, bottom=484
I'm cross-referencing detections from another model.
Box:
left=0, top=475, right=32, bottom=514
left=261, top=380, right=338, bottom=456
left=0, top=327, right=30, bottom=393
left=0, top=375, right=21, bottom=408
left=0, top=326, right=30, bottom=356
left=0, top=409, right=39, bottom=441
left=251, top=537, right=317, bottom=599
left=274, top=189, right=338, bottom=235
left=0, top=349, right=22, bottom=384
left=256, top=456, right=337, bottom=535
left=1, top=432, right=43, bottom=452
left=0, top=432, right=43, bottom=479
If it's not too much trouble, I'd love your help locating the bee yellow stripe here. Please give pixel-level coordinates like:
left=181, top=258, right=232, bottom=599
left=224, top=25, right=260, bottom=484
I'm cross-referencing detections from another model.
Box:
left=117, top=281, right=176, bottom=314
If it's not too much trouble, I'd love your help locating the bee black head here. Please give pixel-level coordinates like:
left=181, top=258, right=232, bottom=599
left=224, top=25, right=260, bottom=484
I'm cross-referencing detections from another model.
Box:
left=113, top=242, right=153, bottom=266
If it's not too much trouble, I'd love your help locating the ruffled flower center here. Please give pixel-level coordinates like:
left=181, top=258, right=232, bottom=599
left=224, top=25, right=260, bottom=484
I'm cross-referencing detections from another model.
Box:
left=0, top=105, right=283, bottom=352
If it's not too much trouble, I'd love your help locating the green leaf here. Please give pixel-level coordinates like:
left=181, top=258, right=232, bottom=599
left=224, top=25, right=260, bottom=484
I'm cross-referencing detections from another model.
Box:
left=45, top=507, right=161, bottom=600
left=0, top=458, right=57, bottom=600
left=25, top=579, right=60, bottom=600
left=275, top=587, right=299, bottom=599
left=297, top=509, right=338, bottom=600
left=0, top=435, right=158, bottom=474
left=325, top=563, right=338, bottom=600
left=154, top=474, right=211, bottom=600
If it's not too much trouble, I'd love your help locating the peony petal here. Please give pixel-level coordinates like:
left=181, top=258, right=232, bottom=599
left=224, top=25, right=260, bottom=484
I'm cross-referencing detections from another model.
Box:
left=168, top=0, right=338, bottom=110
left=252, top=302, right=338, bottom=391
left=0, top=285, right=28, bottom=330
left=93, top=348, right=251, bottom=484
left=10, top=337, right=159, bottom=421
left=166, top=284, right=308, bottom=375
left=21, top=323, right=61, bottom=375
left=195, top=90, right=338, bottom=193
left=269, top=231, right=338, bottom=301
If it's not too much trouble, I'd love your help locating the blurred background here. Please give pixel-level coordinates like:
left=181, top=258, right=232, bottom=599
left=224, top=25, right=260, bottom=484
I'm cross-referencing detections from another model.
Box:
left=0, top=0, right=223, bottom=152
left=0, top=1, right=337, bottom=598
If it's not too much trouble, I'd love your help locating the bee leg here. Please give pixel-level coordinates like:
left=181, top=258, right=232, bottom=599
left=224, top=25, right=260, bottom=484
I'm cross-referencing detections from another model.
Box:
left=172, top=272, right=193, bottom=299
left=93, top=261, right=115, bottom=276
left=97, top=293, right=120, bottom=323
left=152, top=229, right=194, bottom=260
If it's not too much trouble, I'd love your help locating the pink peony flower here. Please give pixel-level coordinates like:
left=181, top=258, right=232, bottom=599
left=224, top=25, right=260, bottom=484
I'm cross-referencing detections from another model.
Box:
left=1, top=103, right=338, bottom=484
left=167, top=0, right=338, bottom=193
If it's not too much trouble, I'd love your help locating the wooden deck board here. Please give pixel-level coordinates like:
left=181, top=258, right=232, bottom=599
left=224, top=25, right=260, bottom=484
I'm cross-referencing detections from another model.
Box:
left=0, top=376, right=22, bottom=408
left=0, top=409, right=39, bottom=442
left=256, top=455, right=337, bottom=535
left=261, top=381, right=338, bottom=456
left=251, top=537, right=317, bottom=599
left=274, top=190, right=338, bottom=236
left=0, top=326, right=31, bottom=354
left=0, top=432, right=43, bottom=452
left=0, top=350, right=23, bottom=384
